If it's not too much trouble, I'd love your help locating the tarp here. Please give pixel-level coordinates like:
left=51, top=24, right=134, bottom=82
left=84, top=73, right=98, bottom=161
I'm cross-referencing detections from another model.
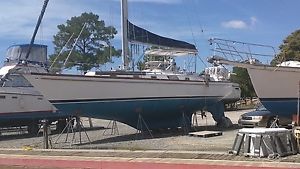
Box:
left=128, top=21, right=197, bottom=52
left=6, top=44, right=47, bottom=64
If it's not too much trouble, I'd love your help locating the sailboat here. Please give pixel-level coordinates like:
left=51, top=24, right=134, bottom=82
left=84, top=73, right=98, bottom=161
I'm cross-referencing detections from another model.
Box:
left=20, top=0, right=240, bottom=130
left=209, top=38, right=300, bottom=119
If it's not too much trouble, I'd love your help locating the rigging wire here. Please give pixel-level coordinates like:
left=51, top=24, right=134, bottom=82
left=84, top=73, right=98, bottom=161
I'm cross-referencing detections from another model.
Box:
left=49, top=33, right=75, bottom=70
left=182, top=0, right=207, bottom=69
left=63, top=23, right=87, bottom=68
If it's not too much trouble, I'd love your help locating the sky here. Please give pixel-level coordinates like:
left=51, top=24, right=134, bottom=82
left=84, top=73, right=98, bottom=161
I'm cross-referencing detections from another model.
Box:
left=0, top=0, right=300, bottom=72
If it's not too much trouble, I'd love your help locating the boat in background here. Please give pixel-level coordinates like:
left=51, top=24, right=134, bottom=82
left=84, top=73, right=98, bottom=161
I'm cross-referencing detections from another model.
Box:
left=209, top=38, right=300, bottom=119
left=19, top=0, right=240, bottom=130
left=204, top=65, right=241, bottom=104
left=0, top=44, right=68, bottom=134
left=0, top=0, right=68, bottom=135
left=141, top=48, right=240, bottom=104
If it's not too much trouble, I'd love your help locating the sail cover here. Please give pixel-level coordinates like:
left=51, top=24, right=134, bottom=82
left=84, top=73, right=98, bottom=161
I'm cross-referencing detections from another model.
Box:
left=128, top=21, right=197, bottom=53
left=6, top=44, right=47, bottom=64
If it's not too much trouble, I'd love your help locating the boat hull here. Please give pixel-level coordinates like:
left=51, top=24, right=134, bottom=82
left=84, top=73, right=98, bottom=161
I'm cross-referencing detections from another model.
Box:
left=247, top=66, right=300, bottom=117
left=23, top=73, right=239, bottom=129
left=0, top=87, right=67, bottom=127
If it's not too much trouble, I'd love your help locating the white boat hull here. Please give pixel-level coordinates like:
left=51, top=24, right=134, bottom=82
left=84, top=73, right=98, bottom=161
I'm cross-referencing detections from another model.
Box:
left=0, top=87, right=66, bottom=127
left=215, top=57, right=300, bottom=117
left=247, top=66, right=300, bottom=117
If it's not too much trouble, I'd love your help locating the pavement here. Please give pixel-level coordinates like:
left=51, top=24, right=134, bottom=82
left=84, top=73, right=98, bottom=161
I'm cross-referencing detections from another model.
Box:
left=1, top=110, right=300, bottom=169
left=0, top=149, right=300, bottom=169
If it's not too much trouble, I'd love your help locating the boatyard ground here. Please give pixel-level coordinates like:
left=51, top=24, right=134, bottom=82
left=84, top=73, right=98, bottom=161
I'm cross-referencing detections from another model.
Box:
left=0, top=109, right=250, bottom=151
left=1, top=109, right=300, bottom=169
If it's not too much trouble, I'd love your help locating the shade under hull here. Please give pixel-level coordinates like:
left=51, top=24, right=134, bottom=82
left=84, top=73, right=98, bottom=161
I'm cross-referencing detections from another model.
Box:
left=0, top=111, right=68, bottom=127
left=52, top=96, right=225, bottom=130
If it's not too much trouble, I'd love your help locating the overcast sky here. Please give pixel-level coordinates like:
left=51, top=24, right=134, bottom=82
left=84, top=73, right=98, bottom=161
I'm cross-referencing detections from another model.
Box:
left=0, top=0, right=299, bottom=71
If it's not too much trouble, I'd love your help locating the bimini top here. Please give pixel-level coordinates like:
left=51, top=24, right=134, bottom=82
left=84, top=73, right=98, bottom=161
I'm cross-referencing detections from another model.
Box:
left=128, top=21, right=197, bottom=53
left=145, top=48, right=197, bottom=57
left=5, top=44, right=47, bottom=65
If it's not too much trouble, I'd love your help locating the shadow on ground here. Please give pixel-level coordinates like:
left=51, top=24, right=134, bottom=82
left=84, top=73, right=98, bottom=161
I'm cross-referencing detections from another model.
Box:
left=74, top=124, right=241, bottom=146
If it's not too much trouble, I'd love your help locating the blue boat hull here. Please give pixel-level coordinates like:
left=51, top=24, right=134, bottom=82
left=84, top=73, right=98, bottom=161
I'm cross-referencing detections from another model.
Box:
left=52, top=96, right=225, bottom=130
left=261, top=98, right=298, bottom=117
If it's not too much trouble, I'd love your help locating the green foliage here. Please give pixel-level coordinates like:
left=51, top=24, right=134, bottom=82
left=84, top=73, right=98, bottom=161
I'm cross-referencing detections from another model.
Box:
left=137, top=60, right=146, bottom=71
left=230, top=67, right=256, bottom=98
left=136, top=47, right=169, bottom=71
left=136, top=54, right=168, bottom=71
left=50, top=12, right=121, bottom=72
left=271, top=29, right=300, bottom=65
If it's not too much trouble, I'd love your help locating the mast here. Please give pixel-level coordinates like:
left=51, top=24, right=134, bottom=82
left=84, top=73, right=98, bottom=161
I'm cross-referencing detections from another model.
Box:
left=24, top=0, right=49, bottom=61
left=121, top=0, right=129, bottom=70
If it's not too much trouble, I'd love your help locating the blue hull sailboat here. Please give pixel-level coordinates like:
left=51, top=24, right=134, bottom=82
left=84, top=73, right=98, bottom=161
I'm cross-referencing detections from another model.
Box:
left=21, top=0, right=240, bottom=130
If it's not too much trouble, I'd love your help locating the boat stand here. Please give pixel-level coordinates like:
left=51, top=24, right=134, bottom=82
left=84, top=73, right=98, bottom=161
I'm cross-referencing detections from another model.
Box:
left=54, top=116, right=91, bottom=147
left=269, top=116, right=280, bottom=128
left=192, top=112, right=198, bottom=127
left=103, top=120, right=119, bottom=136
left=181, top=112, right=190, bottom=135
left=192, top=111, right=208, bottom=129
left=136, top=114, right=153, bottom=139
left=230, top=128, right=298, bottom=158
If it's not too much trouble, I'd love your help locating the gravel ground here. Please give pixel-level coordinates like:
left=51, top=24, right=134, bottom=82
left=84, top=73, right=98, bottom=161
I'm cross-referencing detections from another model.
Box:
left=0, top=110, right=250, bottom=152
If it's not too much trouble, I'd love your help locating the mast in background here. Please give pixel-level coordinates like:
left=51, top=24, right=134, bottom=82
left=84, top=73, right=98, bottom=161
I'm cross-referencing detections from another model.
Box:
left=121, top=0, right=129, bottom=70
left=25, top=0, right=49, bottom=61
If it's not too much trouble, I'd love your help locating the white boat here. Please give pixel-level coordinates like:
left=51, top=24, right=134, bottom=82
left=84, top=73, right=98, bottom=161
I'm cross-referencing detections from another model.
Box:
left=19, top=0, right=240, bottom=129
left=212, top=58, right=300, bottom=117
left=209, top=38, right=300, bottom=118
left=0, top=44, right=68, bottom=134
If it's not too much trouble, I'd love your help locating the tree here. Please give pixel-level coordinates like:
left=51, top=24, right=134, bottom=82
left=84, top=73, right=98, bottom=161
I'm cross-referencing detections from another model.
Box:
left=136, top=47, right=168, bottom=71
left=230, top=67, right=256, bottom=98
left=271, top=29, right=300, bottom=65
left=50, top=12, right=121, bottom=72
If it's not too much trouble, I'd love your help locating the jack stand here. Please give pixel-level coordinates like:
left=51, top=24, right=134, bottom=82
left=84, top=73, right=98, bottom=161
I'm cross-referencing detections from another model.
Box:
left=54, top=116, right=91, bottom=146
left=103, top=120, right=119, bottom=136
left=269, top=116, right=280, bottom=128
left=181, top=112, right=190, bottom=135
left=192, top=112, right=198, bottom=127
left=88, top=117, right=93, bottom=128
left=136, top=114, right=153, bottom=139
